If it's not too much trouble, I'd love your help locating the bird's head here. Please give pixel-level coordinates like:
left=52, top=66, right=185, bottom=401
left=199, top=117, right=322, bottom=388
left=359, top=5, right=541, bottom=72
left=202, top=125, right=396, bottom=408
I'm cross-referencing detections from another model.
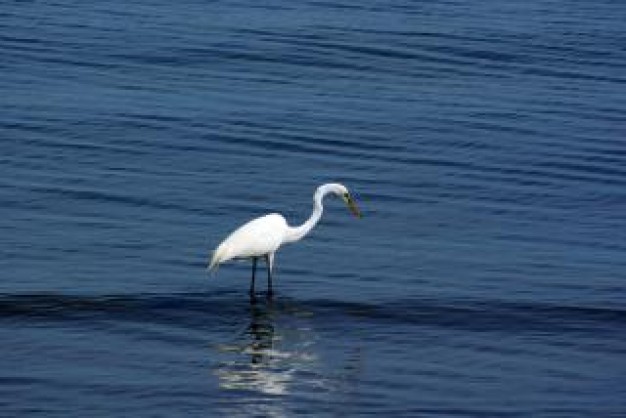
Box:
left=324, top=183, right=362, bottom=218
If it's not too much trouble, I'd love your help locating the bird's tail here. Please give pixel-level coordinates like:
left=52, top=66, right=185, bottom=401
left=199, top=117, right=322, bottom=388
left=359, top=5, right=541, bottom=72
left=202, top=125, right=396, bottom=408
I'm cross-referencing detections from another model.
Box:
left=208, top=244, right=227, bottom=273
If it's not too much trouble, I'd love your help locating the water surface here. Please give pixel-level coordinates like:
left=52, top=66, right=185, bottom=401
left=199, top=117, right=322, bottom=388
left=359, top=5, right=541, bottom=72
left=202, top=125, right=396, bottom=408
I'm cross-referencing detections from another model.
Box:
left=2, top=0, right=626, bottom=416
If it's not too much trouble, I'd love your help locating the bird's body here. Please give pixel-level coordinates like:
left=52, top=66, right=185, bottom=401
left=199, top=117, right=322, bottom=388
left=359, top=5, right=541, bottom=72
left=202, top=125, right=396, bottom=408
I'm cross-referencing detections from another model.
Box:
left=209, top=183, right=361, bottom=297
left=210, top=213, right=286, bottom=268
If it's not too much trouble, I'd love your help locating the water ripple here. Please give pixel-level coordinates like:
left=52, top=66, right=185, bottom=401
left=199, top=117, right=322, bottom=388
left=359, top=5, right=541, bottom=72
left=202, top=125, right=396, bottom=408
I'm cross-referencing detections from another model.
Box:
left=1, top=292, right=623, bottom=336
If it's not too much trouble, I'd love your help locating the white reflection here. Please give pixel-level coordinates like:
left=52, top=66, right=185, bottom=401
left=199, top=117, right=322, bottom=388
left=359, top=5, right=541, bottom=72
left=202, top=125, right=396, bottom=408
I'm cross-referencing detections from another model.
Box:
left=213, top=298, right=319, bottom=397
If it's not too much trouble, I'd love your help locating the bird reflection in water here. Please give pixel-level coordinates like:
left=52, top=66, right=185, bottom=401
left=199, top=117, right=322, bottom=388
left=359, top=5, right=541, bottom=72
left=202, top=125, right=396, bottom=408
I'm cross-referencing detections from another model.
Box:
left=214, top=297, right=318, bottom=396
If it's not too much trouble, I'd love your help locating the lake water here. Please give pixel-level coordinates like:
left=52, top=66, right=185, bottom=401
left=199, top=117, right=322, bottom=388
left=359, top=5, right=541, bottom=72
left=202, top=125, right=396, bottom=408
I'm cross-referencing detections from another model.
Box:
left=2, top=0, right=626, bottom=416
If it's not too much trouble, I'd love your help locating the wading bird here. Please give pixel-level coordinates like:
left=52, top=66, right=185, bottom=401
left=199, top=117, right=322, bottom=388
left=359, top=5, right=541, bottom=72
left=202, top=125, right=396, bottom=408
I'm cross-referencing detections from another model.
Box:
left=209, top=183, right=361, bottom=297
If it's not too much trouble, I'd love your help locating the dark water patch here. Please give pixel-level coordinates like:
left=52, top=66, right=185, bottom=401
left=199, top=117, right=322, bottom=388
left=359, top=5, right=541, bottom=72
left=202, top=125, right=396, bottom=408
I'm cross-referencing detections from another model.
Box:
left=1, top=292, right=623, bottom=336
left=302, top=297, right=626, bottom=334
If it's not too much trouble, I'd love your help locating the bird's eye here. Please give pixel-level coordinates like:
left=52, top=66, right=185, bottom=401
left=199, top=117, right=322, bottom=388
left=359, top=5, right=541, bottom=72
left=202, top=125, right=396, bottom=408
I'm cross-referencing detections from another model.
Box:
left=343, top=193, right=350, bottom=199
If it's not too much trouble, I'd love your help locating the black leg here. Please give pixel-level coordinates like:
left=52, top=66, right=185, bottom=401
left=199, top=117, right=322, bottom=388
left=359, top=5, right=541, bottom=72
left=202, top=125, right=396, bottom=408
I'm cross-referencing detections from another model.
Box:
left=266, top=254, right=273, bottom=297
left=249, top=257, right=257, bottom=297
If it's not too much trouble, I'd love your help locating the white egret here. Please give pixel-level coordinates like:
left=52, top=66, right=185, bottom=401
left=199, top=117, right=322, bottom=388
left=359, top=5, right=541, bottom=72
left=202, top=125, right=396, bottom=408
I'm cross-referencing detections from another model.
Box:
left=209, top=183, right=361, bottom=297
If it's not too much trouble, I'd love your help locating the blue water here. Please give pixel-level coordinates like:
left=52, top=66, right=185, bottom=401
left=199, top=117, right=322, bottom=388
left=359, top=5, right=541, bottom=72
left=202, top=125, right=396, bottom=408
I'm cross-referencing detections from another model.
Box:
left=2, top=0, right=626, bottom=416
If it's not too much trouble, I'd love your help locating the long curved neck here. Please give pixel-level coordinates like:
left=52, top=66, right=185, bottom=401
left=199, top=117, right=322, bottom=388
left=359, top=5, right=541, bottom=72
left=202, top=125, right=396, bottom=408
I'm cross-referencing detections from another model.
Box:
left=283, top=187, right=327, bottom=244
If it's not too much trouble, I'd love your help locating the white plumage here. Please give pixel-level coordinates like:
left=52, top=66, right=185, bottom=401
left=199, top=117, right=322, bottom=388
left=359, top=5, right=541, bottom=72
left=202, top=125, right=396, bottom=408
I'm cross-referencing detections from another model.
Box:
left=209, top=183, right=361, bottom=296
left=209, top=213, right=286, bottom=270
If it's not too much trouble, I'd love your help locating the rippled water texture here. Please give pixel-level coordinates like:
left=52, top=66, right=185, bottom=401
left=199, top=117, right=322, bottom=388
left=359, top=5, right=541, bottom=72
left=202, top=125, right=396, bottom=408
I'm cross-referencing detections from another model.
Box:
left=2, top=0, right=626, bottom=416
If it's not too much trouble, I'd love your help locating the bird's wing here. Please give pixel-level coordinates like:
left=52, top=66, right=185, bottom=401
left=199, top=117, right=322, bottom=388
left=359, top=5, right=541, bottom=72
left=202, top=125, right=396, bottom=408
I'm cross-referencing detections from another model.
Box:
left=212, top=213, right=287, bottom=265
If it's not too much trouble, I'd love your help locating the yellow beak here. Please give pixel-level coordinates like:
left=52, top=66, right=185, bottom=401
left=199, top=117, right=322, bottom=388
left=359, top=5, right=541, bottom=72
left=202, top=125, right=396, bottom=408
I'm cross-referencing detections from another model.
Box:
left=343, top=195, right=362, bottom=218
